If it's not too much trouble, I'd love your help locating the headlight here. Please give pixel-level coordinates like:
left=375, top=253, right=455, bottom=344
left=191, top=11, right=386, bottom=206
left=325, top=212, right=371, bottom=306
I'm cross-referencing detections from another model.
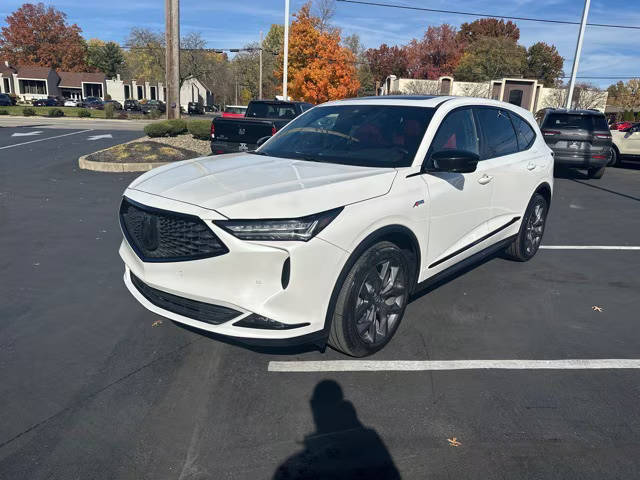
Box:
left=214, top=207, right=343, bottom=241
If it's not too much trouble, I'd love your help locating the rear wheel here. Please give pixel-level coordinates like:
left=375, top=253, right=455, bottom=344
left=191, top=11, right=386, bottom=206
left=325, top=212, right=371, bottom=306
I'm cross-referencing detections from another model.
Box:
left=328, top=241, right=410, bottom=357
left=608, top=147, right=620, bottom=167
left=505, top=193, right=548, bottom=262
left=588, top=165, right=606, bottom=179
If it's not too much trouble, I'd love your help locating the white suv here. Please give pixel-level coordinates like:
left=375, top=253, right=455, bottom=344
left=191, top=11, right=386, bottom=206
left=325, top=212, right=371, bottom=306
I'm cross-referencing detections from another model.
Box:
left=119, top=96, right=553, bottom=356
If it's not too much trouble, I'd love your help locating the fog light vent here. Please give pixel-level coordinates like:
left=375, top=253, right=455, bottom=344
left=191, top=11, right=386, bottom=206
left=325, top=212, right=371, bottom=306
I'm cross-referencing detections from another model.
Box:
left=234, top=314, right=309, bottom=330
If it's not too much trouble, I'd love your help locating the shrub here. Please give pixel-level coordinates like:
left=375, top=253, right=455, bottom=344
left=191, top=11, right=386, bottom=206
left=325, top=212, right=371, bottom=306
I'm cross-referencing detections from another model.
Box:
left=187, top=119, right=211, bottom=140
left=104, top=103, right=115, bottom=119
left=117, top=111, right=128, bottom=120
left=0, top=109, right=8, bottom=115
left=48, top=108, right=64, bottom=117
left=147, top=109, right=163, bottom=120
left=78, top=109, right=91, bottom=118
left=22, top=107, right=36, bottom=116
left=166, top=119, right=187, bottom=136
left=623, top=110, right=635, bottom=121
left=144, top=122, right=171, bottom=138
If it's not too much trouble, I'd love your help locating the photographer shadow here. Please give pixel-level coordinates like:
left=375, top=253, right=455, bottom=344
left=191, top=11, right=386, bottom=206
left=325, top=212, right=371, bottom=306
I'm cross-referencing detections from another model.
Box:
left=273, top=380, right=401, bottom=480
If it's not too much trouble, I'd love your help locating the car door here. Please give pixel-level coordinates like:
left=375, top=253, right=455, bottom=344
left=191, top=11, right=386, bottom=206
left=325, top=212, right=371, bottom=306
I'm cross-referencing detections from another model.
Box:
left=422, top=107, right=494, bottom=269
left=474, top=107, right=539, bottom=231
left=619, top=125, right=640, bottom=155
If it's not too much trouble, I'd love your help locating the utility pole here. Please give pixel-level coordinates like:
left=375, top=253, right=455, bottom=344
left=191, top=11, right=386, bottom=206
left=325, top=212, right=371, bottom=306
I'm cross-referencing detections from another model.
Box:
left=283, top=0, right=290, bottom=100
left=259, top=31, right=263, bottom=100
left=235, top=77, right=238, bottom=105
left=165, top=0, right=180, bottom=119
left=566, top=0, right=590, bottom=110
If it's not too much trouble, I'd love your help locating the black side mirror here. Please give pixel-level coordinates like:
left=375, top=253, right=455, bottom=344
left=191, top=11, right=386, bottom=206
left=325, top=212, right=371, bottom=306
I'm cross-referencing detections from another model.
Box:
left=428, top=150, right=479, bottom=173
left=256, top=136, right=271, bottom=147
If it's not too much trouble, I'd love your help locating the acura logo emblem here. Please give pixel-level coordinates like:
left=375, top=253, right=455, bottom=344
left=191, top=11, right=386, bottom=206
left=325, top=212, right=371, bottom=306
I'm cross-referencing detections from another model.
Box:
left=141, top=214, right=159, bottom=251
left=238, top=128, right=245, bottom=135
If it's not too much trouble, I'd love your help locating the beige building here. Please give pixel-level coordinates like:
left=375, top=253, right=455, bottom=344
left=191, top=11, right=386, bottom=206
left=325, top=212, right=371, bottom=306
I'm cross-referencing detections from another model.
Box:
left=380, top=75, right=608, bottom=113
left=106, top=75, right=212, bottom=110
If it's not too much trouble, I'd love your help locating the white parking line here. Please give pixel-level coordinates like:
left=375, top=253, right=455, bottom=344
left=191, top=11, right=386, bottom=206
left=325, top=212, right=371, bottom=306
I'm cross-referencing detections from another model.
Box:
left=268, top=359, right=640, bottom=372
left=541, top=245, right=640, bottom=250
left=0, top=129, right=92, bottom=150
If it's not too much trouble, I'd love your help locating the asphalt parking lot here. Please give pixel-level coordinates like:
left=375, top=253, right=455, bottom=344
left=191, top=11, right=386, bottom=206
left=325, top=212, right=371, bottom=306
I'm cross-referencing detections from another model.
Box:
left=1, top=125, right=639, bottom=479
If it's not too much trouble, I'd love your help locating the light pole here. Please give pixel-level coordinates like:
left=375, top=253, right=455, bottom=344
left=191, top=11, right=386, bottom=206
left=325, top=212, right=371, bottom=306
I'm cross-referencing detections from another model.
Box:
left=283, top=0, right=290, bottom=100
left=566, top=0, right=590, bottom=109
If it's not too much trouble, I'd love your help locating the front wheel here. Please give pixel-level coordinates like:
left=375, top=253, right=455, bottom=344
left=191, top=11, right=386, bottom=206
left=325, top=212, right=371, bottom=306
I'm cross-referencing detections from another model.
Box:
left=328, top=241, right=410, bottom=357
left=505, top=193, right=548, bottom=262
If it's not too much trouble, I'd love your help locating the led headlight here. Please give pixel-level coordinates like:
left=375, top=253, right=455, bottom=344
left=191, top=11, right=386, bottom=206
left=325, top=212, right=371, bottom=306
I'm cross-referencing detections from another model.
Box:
left=214, top=207, right=343, bottom=241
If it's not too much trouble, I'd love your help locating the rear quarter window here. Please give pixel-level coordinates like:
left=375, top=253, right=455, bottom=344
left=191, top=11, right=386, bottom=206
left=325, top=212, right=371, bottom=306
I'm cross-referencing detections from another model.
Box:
left=509, top=113, right=536, bottom=150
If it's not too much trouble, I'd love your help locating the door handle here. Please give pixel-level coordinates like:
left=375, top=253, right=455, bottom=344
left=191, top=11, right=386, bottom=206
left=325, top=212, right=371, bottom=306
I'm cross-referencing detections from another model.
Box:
left=527, top=162, right=536, bottom=171
left=477, top=174, right=493, bottom=185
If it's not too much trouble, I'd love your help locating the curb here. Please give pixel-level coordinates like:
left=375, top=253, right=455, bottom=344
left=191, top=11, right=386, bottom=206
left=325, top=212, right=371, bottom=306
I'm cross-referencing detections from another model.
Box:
left=78, top=140, right=170, bottom=172
left=78, top=154, right=170, bottom=172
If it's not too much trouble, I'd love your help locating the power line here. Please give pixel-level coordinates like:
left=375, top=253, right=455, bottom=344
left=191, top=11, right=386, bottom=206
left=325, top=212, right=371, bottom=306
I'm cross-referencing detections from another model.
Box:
left=336, top=0, right=640, bottom=30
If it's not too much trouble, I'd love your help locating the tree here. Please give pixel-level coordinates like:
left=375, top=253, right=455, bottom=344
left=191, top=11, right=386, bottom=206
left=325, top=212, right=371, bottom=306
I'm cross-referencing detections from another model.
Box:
left=261, top=24, right=285, bottom=99
left=607, top=78, right=640, bottom=109
left=457, top=18, right=520, bottom=45
left=277, top=3, right=359, bottom=103
left=454, top=36, right=526, bottom=82
left=87, top=39, right=125, bottom=77
left=314, top=0, right=336, bottom=33
left=404, top=25, right=463, bottom=79
left=124, top=28, right=165, bottom=82
left=0, top=3, right=89, bottom=71
left=343, top=33, right=375, bottom=96
left=180, top=32, right=209, bottom=87
left=525, top=42, right=564, bottom=87
left=364, top=44, right=408, bottom=82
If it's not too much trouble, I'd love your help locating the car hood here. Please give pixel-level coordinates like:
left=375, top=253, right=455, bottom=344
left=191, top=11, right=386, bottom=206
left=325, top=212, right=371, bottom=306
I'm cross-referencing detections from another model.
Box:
left=128, top=153, right=397, bottom=218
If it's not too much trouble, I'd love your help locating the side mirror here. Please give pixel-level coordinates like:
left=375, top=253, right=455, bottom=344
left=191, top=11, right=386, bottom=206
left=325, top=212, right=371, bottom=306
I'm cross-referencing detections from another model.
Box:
left=428, top=150, right=479, bottom=173
left=256, top=136, right=271, bottom=147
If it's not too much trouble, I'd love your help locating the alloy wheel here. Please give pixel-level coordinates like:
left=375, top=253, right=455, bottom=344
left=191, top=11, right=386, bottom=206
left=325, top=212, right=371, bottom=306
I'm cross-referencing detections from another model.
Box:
left=354, top=258, right=407, bottom=345
left=524, top=201, right=545, bottom=255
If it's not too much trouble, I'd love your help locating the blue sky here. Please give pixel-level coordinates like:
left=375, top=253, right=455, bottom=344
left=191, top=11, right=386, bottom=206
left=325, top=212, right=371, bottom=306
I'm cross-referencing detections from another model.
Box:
left=2, top=0, right=639, bottom=87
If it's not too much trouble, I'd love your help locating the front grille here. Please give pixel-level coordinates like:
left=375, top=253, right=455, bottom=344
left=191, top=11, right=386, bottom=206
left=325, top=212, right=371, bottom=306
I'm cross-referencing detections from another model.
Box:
left=130, top=273, right=241, bottom=325
left=119, top=197, right=228, bottom=262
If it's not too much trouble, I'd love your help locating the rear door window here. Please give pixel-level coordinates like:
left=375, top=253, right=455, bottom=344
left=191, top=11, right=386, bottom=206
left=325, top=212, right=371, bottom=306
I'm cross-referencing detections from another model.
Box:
left=509, top=113, right=536, bottom=151
left=475, top=108, right=519, bottom=159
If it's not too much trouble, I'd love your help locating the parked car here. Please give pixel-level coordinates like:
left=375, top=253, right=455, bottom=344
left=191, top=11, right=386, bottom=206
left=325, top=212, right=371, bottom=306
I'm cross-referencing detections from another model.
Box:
left=188, top=102, right=205, bottom=115
left=103, top=99, right=122, bottom=110
left=119, top=96, right=553, bottom=356
left=538, top=108, right=612, bottom=179
left=84, top=97, right=104, bottom=110
left=123, top=99, right=141, bottom=112
left=610, top=121, right=634, bottom=131
left=610, top=122, right=640, bottom=166
left=33, top=97, right=60, bottom=107
left=0, top=93, right=12, bottom=106
left=211, top=100, right=313, bottom=154
left=64, top=99, right=84, bottom=107
left=141, top=99, right=166, bottom=114
left=222, top=105, right=247, bottom=118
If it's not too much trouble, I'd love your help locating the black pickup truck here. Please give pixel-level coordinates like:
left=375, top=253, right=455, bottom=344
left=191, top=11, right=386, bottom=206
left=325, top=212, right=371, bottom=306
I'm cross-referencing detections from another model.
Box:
left=211, top=100, right=313, bottom=154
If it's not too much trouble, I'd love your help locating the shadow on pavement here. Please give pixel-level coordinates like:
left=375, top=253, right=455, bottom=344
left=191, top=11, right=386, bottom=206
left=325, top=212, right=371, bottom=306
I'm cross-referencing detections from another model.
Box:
left=273, top=380, right=401, bottom=480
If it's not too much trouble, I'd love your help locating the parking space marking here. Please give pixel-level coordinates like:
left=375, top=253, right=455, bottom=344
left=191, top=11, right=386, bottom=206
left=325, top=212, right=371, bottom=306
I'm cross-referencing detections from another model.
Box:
left=0, top=129, right=92, bottom=150
left=541, top=245, right=640, bottom=250
left=268, top=359, right=640, bottom=372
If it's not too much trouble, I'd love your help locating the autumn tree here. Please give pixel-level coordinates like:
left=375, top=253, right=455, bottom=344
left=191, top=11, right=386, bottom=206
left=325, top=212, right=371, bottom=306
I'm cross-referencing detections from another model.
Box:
left=457, top=18, right=520, bottom=45
left=87, top=39, right=125, bottom=77
left=404, top=25, right=463, bottom=79
left=0, top=3, right=89, bottom=71
left=364, top=44, right=408, bottom=82
left=278, top=3, right=359, bottom=103
left=124, top=28, right=165, bottom=82
left=455, top=36, right=526, bottom=82
left=525, top=42, right=564, bottom=87
left=343, top=34, right=375, bottom=96
left=607, top=79, right=640, bottom=109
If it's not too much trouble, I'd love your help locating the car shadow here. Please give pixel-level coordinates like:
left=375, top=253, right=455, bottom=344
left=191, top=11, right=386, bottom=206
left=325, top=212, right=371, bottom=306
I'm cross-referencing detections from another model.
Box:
left=272, top=380, right=401, bottom=480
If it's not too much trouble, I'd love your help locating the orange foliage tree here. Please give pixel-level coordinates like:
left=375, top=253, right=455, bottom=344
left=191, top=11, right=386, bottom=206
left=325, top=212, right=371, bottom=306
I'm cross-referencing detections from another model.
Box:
left=277, top=3, right=359, bottom=103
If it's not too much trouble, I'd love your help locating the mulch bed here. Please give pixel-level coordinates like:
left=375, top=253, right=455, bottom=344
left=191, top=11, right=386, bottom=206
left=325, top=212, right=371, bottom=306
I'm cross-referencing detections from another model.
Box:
left=86, top=141, right=200, bottom=164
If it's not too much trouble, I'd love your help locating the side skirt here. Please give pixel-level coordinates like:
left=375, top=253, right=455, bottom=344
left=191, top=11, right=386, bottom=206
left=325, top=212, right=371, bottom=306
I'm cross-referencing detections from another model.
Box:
left=414, top=235, right=517, bottom=294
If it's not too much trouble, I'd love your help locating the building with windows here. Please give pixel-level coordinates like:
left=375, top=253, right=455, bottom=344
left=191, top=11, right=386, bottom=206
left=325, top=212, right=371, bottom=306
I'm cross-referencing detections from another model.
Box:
left=105, top=75, right=212, bottom=110
left=379, top=75, right=608, bottom=113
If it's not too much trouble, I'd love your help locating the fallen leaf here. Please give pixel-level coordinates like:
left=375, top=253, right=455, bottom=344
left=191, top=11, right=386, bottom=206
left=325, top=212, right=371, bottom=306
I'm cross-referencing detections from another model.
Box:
left=447, top=437, right=462, bottom=447
left=592, top=306, right=603, bottom=312
left=152, top=320, right=163, bottom=327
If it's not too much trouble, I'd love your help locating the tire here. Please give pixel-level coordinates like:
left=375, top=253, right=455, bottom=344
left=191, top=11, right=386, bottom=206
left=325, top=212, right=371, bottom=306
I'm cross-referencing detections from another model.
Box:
left=505, top=193, right=548, bottom=262
left=588, top=165, right=606, bottom=179
left=608, top=147, right=620, bottom=167
left=328, top=241, right=410, bottom=357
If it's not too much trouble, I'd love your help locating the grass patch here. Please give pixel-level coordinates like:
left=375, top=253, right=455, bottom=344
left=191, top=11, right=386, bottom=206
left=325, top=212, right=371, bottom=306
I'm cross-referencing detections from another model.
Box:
left=0, top=105, right=148, bottom=119
left=87, top=141, right=200, bottom=164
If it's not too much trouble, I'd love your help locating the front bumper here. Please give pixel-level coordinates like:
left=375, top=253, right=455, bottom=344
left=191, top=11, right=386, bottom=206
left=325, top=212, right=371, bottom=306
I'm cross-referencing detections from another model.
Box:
left=120, top=190, right=348, bottom=343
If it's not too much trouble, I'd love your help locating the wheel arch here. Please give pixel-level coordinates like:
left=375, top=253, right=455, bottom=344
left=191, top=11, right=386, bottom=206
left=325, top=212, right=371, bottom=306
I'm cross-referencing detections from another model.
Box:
left=322, top=224, right=422, bottom=340
left=534, top=181, right=552, bottom=208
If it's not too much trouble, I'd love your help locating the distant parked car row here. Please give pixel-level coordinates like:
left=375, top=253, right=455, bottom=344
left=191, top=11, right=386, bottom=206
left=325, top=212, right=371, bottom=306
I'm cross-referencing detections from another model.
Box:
left=0, top=93, right=16, bottom=106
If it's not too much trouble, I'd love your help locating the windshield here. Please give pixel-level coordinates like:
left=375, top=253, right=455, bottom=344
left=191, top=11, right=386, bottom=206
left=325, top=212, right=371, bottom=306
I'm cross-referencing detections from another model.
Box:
left=258, top=104, right=434, bottom=168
